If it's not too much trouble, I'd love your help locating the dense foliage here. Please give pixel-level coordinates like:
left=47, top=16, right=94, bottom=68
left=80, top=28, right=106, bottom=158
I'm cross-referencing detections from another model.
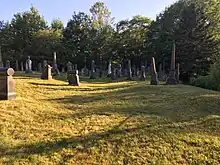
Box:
left=0, top=0, right=219, bottom=78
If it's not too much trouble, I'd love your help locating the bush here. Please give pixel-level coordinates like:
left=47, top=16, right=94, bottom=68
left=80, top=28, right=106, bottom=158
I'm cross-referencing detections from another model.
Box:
left=190, top=57, right=220, bottom=91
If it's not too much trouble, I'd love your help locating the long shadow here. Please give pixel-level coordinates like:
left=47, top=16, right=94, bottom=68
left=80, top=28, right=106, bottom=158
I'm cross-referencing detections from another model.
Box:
left=45, top=83, right=220, bottom=123
left=2, top=115, right=220, bottom=160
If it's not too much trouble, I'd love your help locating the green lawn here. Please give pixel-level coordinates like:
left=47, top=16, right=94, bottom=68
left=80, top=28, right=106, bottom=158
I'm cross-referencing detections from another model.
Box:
left=1, top=73, right=220, bottom=164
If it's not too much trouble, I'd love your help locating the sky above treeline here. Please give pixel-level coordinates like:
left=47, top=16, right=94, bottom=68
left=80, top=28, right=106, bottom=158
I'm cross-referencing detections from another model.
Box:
left=1, top=0, right=176, bottom=25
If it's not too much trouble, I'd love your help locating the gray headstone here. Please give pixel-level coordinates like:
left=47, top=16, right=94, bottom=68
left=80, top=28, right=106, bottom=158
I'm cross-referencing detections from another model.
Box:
left=67, top=70, right=80, bottom=86
left=150, top=57, right=159, bottom=85
left=140, top=65, right=146, bottom=81
left=25, top=56, right=32, bottom=73
left=52, top=52, right=60, bottom=76
left=166, top=42, right=178, bottom=85
left=6, top=60, right=10, bottom=68
left=90, top=60, right=96, bottom=79
left=127, top=60, right=132, bottom=80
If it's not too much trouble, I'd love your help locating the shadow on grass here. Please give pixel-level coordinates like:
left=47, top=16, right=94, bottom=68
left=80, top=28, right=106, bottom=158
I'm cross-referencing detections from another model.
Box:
left=46, top=83, right=220, bottom=123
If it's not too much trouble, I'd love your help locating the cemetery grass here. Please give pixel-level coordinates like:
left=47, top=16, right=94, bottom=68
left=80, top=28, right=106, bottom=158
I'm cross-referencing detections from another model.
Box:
left=1, top=74, right=220, bottom=164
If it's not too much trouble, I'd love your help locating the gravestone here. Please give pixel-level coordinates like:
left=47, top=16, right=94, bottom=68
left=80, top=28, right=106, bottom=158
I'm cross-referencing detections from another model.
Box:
left=0, top=46, right=3, bottom=67
left=166, top=43, right=178, bottom=85
left=127, top=60, right=132, bottom=80
left=150, top=57, right=159, bottom=85
left=176, top=63, right=180, bottom=83
left=52, top=52, right=60, bottom=76
left=6, top=60, right=10, bottom=68
left=107, top=60, right=112, bottom=77
left=41, top=64, right=52, bottom=80
left=140, top=65, right=146, bottom=81
left=25, top=56, right=32, bottom=73
left=67, top=70, right=80, bottom=86
left=66, top=61, right=73, bottom=72
left=0, top=68, right=16, bottom=100
left=136, top=67, right=140, bottom=77
left=62, top=67, right=65, bottom=73
left=15, top=60, right=19, bottom=71
left=20, top=61, right=24, bottom=71
left=38, top=63, right=42, bottom=73
left=111, top=67, right=117, bottom=80
left=117, top=64, right=122, bottom=77
left=90, top=60, right=96, bottom=79
left=158, top=63, right=163, bottom=81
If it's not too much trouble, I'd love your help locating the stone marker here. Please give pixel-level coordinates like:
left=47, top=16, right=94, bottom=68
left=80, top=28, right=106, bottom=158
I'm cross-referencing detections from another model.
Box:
left=117, top=64, right=122, bottom=77
left=140, top=65, right=146, bottom=81
left=107, top=59, right=112, bottom=77
left=158, top=63, right=163, bottom=81
left=90, top=60, right=96, bottom=79
left=111, top=67, right=116, bottom=80
left=67, top=70, right=80, bottom=86
left=20, top=61, right=24, bottom=71
left=176, top=63, right=180, bottom=83
left=6, top=60, right=10, bottom=68
left=166, top=42, right=178, bottom=85
left=0, top=68, right=16, bottom=100
left=127, top=60, right=132, bottom=80
left=25, top=56, right=32, bottom=73
left=15, top=60, right=19, bottom=71
left=0, top=46, right=3, bottom=67
left=66, top=61, right=73, bottom=72
left=52, top=52, right=60, bottom=76
left=150, top=57, right=159, bottom=85
left=41, top=64, right=52, bottom=80
left=38, top=63, right=42, bottom=73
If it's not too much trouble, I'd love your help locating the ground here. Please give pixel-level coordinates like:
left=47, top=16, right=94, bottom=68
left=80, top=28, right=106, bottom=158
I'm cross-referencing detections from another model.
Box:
left=1, top=73, right=220, bottom=164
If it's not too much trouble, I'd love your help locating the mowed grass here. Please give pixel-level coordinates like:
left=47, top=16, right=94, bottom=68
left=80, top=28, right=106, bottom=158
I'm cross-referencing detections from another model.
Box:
left=1, top=73, right=220, bottom=164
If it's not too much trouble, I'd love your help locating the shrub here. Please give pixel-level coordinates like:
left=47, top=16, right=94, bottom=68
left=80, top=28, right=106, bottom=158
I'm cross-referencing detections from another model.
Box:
left=190, top=57, right=220, bottom=91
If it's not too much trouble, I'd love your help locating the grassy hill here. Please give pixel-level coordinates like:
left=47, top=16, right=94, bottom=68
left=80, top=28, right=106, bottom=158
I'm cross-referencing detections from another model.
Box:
left=1, top=74, right=220, bottom=164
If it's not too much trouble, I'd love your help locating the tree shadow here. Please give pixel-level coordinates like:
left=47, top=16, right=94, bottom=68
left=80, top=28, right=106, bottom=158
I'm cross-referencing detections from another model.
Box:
left=45, top=83, right=220, bottom=123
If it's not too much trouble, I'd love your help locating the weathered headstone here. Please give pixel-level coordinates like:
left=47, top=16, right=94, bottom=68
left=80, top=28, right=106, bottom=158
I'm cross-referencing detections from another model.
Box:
left=38, top=63, right=42, bottom=73
left=90, top=60, right=96, bottom=79
left=25, top=56, right=32, bottom=73
left=0, top=68, right=16, bottom=100
left=107, top=60, right=112, bottom=77
left=176, top=63, right=180, bottom=83
left=20, top=61, right=24, bottom=71
left=41, top=64, right=52, bottom=80
left=15, top=60, right=19, bottom=71
left=52, top=52, right=60, bottom=76
left=150, top=57, right=159, bottom=85
left=140, top=65, right=146, bottom=81
left=0, top=46, right=3, bottom=67
left=66, top=61, right=73, bottom=72
left=117, top=64, right=122, bottom=77
left=111, top=67, right=117, bottom=80
left=127, top=60, right=132, bottom=80
left=158, top=63, right=163, bottom=81
left=6, top=60, right=10, bottom=68
left=62, top=67, right=65, bottom=73
left=166, top=43, right=178, bottom=85
left=67, top=70, right=80, bottom=86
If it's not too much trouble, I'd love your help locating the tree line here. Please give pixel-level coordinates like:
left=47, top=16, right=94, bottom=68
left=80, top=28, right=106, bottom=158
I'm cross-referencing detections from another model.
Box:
left=0, top=0, right=219, bottom=80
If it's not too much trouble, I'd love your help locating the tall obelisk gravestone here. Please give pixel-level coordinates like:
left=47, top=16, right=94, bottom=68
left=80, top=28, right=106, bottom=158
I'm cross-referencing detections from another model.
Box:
left=0, top=46, right=3, bottom=67
left=166, top=42, right=178, bottom=85
left=53, top=52, right=60, bottom=76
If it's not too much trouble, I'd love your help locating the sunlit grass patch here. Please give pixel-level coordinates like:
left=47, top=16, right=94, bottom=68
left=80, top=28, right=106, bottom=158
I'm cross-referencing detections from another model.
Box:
left=0, top=74, right=220, bottom=164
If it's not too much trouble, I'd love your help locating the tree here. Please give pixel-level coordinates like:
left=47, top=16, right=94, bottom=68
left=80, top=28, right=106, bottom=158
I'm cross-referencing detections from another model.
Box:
left=63, top=12, right=93, bottom=68
left=51, top=19, right=64, bottom=30
left=10, top=6, right=47, bottom=60
left=147, top=0, right=220, bottom=75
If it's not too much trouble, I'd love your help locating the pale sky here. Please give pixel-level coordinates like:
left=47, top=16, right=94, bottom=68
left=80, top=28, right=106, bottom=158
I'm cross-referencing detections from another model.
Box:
left=1, top=0, right=176, bottom=25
